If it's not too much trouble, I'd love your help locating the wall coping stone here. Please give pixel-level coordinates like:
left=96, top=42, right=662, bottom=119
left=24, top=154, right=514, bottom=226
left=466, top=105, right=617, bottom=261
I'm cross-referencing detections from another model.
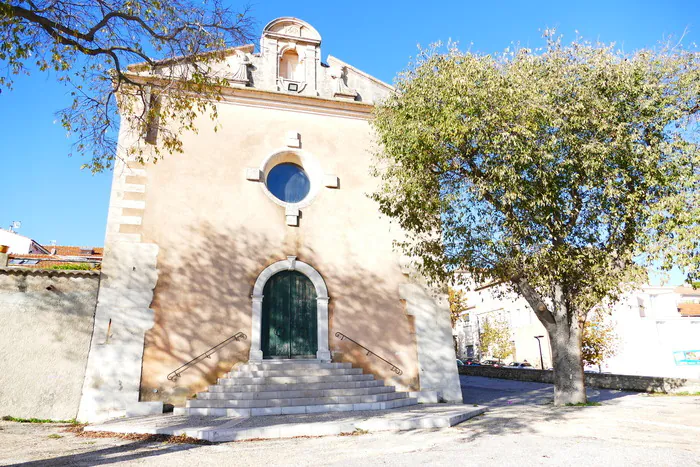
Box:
left=459, top=365, right=700, bottom=393
left=0, top=267, right=100, bottom=277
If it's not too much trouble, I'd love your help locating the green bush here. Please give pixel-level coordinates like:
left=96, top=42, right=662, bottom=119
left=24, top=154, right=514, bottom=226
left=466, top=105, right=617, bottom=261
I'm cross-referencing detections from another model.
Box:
left=2, top=415, right=79, bottom=424
left=46, top=263, right=96, bottom=271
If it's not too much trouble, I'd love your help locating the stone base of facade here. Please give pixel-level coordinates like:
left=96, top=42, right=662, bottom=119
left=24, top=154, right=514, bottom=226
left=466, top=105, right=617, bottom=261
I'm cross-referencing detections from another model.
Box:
left=400, top=283, right=463, bottom=402
left=126, top=401, right=164, bottom=417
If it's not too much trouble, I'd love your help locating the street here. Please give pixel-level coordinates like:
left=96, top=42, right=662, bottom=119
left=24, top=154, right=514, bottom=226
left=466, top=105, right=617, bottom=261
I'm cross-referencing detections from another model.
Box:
left=0, top=376, right=698, bottom=466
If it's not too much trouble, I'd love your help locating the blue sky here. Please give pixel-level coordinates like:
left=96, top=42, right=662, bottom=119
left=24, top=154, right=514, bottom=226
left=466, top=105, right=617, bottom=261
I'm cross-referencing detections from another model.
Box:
left=0, top=0, right=697, bottom=283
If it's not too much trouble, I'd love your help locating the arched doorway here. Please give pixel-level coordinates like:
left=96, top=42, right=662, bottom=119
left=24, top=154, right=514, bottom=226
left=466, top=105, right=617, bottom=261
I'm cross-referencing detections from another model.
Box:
left=249, top=256, right=330, bottom=362
left=261, top=270, right=317, bottom=359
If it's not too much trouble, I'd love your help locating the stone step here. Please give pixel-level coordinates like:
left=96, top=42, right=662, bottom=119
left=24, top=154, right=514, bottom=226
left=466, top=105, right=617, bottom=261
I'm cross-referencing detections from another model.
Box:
left=187, top=392, right=409, bottom=409
left=217, top=374, right=374, bottom=385
left=174, top=397, right=419, bottom=417
left=208, top=379, right=385, bottom=393
left=179, top=358, right=419, bottom=419
left=240, top=361, right=352, bottom=371
left=228, top=368, right=363, bottom=378
left=197, top=385, right=396, bottom=400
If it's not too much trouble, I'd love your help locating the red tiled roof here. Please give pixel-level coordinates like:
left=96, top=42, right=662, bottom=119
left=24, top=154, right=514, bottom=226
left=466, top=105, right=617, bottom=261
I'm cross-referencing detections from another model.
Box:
left=674, top=286, right=700, bottom=296
left=678, top=303, right=700, bottom=317
left=9, top=253, right=101, bottom=260
left=8, top=260, right=88, bottom=269
left=51, top=246, right=104, bottom=256
left=7, top=250, right=102, bottom=269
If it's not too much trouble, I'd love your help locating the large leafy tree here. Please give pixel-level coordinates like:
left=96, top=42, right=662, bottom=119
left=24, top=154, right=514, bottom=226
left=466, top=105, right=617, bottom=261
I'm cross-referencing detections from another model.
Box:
left=478, top=316, right=514, bottom=363
left=1, top=0, right=254, bottom=171
left=372, top=34, right=700, bottom=404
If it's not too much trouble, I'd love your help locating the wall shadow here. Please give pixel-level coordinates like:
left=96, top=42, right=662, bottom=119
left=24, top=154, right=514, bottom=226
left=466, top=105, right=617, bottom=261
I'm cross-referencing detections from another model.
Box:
left=140, top=222, right=421, bottom=405
left=6, top=440, right=200, bottom=467
left=456, top=374, right=639, bottom=441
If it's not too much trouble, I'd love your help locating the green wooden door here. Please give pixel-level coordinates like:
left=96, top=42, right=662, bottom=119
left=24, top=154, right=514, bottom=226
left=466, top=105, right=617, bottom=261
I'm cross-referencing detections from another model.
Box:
left=261, top=271, right=317, bottom=359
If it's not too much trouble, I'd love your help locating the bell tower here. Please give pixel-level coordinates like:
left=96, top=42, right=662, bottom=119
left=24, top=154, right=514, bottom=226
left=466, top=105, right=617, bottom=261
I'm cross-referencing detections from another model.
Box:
left=259, top=17, right=322, bottom=96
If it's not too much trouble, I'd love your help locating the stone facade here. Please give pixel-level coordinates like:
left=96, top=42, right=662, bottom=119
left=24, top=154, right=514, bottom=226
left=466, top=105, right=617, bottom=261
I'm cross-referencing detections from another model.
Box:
left=78, top=17, right=461, bottom=421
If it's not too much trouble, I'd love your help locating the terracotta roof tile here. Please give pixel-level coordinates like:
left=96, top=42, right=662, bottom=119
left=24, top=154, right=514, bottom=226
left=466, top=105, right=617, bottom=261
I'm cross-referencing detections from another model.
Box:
left=678, top=303, right=700, bottom=317
left=673, top=286, right=700, bottom=296
left=50, top=246, right=104, bottom=256
left=7, top=252, right=101, bottom=269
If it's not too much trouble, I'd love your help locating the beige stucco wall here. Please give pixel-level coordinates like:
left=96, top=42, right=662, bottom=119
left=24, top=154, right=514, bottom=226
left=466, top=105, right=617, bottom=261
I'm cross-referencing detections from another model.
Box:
left=0, top=269, right=99, bottom=419
left=135, top=97, right=419, bottom=405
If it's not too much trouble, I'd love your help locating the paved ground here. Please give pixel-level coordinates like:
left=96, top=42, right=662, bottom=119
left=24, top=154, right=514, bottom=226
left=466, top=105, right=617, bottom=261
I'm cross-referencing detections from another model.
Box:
left=84, top=404, right=486, bottom=441
left=1, top=376, right=698, bottom=466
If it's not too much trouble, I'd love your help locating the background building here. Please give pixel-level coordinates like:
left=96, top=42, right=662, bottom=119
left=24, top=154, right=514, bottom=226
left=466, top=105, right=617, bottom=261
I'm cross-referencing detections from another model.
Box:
left=454, top=281, right=700, bottom=379
left=0, top=228, right=48, bottom=255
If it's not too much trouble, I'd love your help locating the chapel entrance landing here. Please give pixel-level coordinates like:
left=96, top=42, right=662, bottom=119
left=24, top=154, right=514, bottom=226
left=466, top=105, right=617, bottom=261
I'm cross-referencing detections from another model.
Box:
left=261, top=270, right=318, bottom=359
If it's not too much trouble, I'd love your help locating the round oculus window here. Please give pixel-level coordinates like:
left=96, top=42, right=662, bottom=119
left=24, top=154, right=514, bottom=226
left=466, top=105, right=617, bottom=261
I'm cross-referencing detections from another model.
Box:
left=266, top=163, right=311, bottom=204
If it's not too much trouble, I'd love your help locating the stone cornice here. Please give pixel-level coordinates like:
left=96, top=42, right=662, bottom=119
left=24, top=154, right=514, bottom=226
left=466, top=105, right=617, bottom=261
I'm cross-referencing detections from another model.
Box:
left=217, top=86, right=374, bottom=120
left=264, top=32, right=321, bottom=46
left=123, top=72, right=376, bottom=120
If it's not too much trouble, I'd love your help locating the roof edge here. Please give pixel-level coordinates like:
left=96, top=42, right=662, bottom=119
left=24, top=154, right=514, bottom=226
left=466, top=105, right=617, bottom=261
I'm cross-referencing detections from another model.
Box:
left=127, top=44, right=255, bottom=72
left=121, top=72, right=377, bottom=118
left=262, top=17, right=321, bottom=42
left=327, top=55, right=395, bottom=92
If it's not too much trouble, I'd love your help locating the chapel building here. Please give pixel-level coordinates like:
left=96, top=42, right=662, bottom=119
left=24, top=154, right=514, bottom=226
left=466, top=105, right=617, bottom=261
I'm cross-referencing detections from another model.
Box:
left=77, top=17, right=461, bottom=422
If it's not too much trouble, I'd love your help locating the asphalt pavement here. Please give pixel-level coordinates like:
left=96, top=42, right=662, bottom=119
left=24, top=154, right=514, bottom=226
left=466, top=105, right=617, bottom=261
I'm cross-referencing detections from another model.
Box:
left=460, top=374, right=635, bottom=406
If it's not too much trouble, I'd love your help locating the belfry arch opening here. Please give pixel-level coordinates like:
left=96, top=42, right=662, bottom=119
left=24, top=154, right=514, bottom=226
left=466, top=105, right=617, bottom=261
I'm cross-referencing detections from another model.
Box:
left=279, top=49, right=302, bottom=81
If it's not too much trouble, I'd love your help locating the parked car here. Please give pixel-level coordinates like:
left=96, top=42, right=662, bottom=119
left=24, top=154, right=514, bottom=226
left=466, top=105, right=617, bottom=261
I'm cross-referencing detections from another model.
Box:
left=509, top=362, right=534, bottom=369
left=464, top=358, right=481, bottom=366
left=456, top=359, right=465, bottom=367
left=481, top=359, right=505, bottom=367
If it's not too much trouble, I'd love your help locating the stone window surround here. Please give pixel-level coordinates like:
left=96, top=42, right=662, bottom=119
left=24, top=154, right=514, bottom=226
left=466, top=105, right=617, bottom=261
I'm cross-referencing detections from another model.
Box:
left=249, top=256, right=331, bottom=362
left=258, top=147, right=324, bottom=211
left=246, top=144, right=339, bottom=227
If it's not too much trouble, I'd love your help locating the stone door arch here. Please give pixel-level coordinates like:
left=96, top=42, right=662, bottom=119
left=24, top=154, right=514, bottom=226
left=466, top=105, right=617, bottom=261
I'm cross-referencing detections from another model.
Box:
left=249, top=256, right=330, bottom=361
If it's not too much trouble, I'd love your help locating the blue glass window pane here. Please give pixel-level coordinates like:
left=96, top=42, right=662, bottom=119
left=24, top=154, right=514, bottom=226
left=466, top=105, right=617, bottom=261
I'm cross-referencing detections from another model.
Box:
left=266, top=163, right=310, bottom=203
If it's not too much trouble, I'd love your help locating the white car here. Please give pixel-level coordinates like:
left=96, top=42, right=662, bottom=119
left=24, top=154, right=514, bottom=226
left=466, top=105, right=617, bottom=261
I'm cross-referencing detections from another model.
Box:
left=509, top=362, right=534, bottom=369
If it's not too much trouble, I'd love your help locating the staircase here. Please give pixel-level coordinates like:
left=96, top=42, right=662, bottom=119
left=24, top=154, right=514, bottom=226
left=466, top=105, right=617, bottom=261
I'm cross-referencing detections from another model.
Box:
left=174, top=360, right=418, bottom=417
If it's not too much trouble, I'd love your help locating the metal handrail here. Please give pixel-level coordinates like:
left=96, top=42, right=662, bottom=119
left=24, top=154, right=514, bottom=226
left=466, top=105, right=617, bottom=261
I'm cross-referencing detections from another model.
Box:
left=334, top=332, right=403, bottom=375
left=167, top=331, right=247, bottom=381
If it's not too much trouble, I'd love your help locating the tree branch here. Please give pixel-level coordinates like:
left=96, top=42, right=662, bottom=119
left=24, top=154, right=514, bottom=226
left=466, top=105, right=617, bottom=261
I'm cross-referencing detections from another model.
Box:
left=512, top=275, right=556, bottom=329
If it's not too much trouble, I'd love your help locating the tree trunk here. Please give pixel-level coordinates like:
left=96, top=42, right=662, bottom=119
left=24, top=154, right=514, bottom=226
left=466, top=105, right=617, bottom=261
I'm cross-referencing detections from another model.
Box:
left=514, top=277, right=587, bottom=405
left=548, top=318, right=586, bottom=405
